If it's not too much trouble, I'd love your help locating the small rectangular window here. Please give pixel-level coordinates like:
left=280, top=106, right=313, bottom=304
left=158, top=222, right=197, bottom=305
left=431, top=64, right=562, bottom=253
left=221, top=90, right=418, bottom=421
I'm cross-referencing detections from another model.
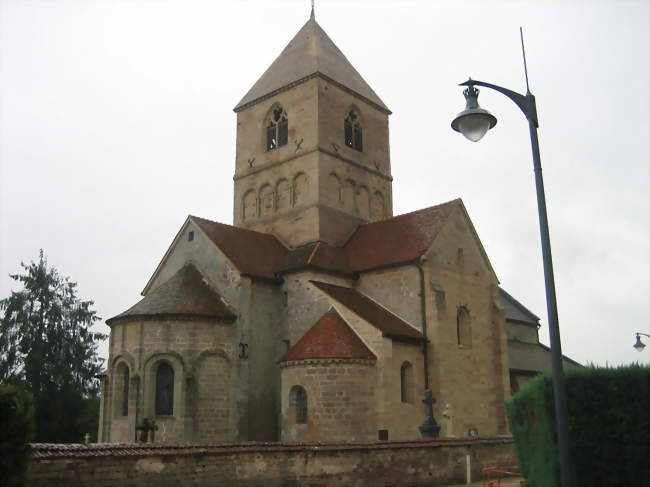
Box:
left=378, top=429, right=389, bottom=440
left=188, top=231, right=194, bottom=242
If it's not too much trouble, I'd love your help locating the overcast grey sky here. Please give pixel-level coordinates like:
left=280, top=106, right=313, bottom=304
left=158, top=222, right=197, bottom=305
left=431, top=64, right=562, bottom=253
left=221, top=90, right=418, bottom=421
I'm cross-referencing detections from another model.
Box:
left=1, top=0, right=648, bottom=367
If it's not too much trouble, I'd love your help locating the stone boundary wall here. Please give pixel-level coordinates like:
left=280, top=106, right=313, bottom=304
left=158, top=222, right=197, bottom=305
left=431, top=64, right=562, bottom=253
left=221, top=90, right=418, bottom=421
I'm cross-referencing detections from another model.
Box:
left=28, top=436, right=516, bottom=487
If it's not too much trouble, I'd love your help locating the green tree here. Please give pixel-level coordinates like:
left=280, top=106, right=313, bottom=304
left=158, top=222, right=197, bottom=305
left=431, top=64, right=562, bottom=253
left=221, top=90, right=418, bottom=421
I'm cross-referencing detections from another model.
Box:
left=0, top=250, right=106, bottom=442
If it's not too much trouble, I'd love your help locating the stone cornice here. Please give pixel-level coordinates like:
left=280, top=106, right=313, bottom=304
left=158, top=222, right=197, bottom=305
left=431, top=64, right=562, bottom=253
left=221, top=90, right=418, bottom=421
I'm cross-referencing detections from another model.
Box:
left=106, top=314, right=236, bottom=327
left=234, top=147, right=392, bottom=182
left=234, top=72, right=392, bottom=115
left=278, top=357, right=376, bottom=368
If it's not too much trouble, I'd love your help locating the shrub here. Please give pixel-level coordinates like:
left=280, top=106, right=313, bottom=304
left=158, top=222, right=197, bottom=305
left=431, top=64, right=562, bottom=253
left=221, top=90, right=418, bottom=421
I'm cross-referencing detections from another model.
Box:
left=506, top=364, right=650, bottom=487
left=0, top=385, right=35, bottom=487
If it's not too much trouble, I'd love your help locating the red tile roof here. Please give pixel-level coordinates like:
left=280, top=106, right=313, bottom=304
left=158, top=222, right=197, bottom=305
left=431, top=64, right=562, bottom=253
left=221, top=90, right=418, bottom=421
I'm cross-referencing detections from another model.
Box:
left=310, top=281, right=425, bottom=341
left=186, top=200, right=459, bottom=280
left=107, top=264, right=236, bottom=325
left=343, top=199, right=460, bottom=272
left=276, top=241, right=353, bottom=276
left=279, top=308, right=376, bottom=362
left=191, top=216, right=288, bottom=280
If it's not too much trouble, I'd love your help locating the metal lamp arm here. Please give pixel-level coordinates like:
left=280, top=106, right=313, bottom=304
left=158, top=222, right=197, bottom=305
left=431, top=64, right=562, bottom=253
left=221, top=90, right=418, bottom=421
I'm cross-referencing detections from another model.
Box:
left=636, top=333, right=650, bottom=338
left=459, top=79, right=538, bottom=127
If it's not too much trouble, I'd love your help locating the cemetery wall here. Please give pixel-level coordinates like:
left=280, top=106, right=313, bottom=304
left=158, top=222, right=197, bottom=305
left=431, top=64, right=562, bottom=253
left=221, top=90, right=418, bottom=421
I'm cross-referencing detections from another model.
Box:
left=27, top=437, right=515, bottom=487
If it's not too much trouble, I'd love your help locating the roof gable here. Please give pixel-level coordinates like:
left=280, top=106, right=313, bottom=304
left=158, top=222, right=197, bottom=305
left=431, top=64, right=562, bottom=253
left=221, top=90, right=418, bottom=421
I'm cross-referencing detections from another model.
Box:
left=428, top=200, right=498, bottom=282
left=234, top=17, right=389, bottom=113
left=343, top=199, right=460, bottom=272
left=310, top=281, right=425, bottom=341
left=191, top=216, right=288, bottom=280
left=278, top=308, right=376, bottom=362
left=108, top=264, right=236, bottom=325
left=499, top=288, right=540, bottom=326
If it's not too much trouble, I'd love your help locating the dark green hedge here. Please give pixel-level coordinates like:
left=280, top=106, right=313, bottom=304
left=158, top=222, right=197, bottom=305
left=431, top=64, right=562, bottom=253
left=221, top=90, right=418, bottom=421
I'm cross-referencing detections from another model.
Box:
left=0, top=385, right=35, bottom=487
left=506, top=364, right=650, bottom=487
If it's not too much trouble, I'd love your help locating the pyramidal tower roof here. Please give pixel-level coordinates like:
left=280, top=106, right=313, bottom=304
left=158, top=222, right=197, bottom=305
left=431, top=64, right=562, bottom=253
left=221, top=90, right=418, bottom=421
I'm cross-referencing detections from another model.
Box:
left=234, top=15, right=390, bottom=113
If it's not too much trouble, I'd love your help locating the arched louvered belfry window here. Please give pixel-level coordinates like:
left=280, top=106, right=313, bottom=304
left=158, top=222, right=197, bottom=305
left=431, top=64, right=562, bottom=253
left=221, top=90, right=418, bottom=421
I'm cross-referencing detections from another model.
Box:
left=344, top=108, right=363, bottom=152
left=400, top=361, right=413, bottom=403
left=155, top=362, right=174, bottom=415
left=457, top=306, right=472, bottom=346
left=266, top=106, right=288, bottom=150
left=290, top=385, right=308, bottom=424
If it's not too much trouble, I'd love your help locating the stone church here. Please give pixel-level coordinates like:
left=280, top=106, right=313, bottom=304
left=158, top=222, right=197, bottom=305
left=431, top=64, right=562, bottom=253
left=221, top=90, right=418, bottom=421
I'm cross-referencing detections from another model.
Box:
left=97, top=11, right=577, bottom=444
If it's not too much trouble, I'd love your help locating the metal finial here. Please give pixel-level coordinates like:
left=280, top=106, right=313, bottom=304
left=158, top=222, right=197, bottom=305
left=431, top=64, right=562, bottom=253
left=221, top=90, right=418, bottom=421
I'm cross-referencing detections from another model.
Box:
left=310, top=0, right=315, bottom=20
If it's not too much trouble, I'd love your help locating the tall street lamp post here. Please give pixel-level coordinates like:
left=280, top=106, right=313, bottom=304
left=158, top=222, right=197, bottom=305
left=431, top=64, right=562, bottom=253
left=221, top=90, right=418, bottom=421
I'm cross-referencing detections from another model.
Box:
left=451, top=72, right=575, bottom=486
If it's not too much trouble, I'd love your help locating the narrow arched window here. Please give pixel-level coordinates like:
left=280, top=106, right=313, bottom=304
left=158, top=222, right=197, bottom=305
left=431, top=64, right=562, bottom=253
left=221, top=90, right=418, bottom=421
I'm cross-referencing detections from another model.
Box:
left=400, top=361, right=413, bottom=403
left=344, top=108, right=363, bottom=152
left=327, top=173, right=342, bottom=204
left=293, top=173, right=308, bottom=206
left=155, top=362, right=174, bottom=415
left=342, top=179, right=355, bottom=211
left=276, top=179, right=290, bottom=211
left=122, top=366, right=129, bottom=416
left=357, top=185, right=370, bottom=218
left=457, top=306, right=471, bottom=346
left=290, top=385, right=308, bottom=424
left=371, top=191, right=385, bottom=220
left=259, top=184, right=273, bottom=217
left=266, top=106, right=288, bottom=150
left=242, top=190, right=257, bottom=221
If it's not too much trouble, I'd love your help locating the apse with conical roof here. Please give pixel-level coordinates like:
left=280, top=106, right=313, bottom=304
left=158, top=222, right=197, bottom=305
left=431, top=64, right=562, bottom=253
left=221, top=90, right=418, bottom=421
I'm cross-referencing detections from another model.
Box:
left=232, top=13, right=394, bottom=247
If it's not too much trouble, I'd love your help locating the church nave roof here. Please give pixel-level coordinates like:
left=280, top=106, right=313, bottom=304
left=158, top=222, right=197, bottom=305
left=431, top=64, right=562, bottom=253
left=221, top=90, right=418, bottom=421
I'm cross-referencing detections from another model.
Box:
left=344, top=199, right=461, bottom=272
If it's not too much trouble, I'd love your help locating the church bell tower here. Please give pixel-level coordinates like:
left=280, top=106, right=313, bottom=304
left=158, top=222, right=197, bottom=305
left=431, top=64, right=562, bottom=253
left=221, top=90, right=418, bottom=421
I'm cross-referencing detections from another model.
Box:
left=232, top=12, right=393, bottom=247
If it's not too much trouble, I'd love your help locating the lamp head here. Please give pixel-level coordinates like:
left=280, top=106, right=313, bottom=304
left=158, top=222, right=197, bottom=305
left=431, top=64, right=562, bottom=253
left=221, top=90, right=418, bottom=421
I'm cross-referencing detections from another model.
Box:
left=451, top=84, right=497, bottom=142
left=633, top=334, right=646, bottom=352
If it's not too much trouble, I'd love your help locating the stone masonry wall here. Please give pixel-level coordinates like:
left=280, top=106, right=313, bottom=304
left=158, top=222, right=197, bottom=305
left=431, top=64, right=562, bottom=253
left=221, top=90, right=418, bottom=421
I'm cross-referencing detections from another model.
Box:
left=102, top=317, right=235, bottom=443
left=280, top=359, right=377, bottom=442
left=424, top=205, right=510, bottom=437
left=28, top=437, right=516, bottom=487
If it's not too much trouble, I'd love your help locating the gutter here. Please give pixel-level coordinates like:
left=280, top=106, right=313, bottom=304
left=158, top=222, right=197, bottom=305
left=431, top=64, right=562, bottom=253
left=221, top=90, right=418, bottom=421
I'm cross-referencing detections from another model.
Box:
left=414, top=258, right=430, bottom=389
